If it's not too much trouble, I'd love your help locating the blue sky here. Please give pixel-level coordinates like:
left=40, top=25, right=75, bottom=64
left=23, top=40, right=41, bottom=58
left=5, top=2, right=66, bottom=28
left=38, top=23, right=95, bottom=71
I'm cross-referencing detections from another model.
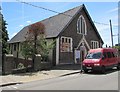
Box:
left=1, top=2, right=119, bottom=47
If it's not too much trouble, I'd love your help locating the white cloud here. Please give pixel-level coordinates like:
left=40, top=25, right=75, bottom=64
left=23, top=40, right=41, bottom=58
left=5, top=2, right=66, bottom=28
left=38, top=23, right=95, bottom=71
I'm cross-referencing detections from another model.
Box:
left=19, top=25, right=24, bottom=27
left=26, top=20, right=32, bottom=24
left=107, top=8, right=118, bottom=13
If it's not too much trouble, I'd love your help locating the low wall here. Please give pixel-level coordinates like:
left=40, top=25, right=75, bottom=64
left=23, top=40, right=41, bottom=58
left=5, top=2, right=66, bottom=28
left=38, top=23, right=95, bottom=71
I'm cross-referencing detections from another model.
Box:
left=3, top=54, right=33, bottom=74
left=34, top=54, right=52, bottom=71
left=3, top=54, right=52, bottom=74
left=3, top=55, right=15, bottom=74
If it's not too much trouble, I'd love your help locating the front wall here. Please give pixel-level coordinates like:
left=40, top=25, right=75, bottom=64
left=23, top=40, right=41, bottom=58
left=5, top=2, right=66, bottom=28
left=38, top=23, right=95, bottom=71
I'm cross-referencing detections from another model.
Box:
left=59, top=8, right=101, bottom=64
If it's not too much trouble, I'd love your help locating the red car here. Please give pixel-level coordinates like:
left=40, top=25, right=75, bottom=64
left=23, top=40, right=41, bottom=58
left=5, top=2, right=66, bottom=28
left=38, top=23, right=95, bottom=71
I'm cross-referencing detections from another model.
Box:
left=83, top=48, right=120, bottom=73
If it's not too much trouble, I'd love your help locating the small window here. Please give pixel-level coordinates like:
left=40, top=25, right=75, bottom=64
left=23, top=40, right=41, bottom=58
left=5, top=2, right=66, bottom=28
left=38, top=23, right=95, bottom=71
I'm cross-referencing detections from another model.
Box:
left=62, top=38, right=64, bottom=43
left=65, top=38, right=67, bottom=43
left=107, top=52, right=112, bottom=58
left=68, top=39, right=71, bottom=43
left=91, top=41, right=99, bottom=49
left=103, top=52, right=107, bottom=58
left=60, top=37, right=72, bottom=52
left=14, top=44, right=16, bottom=51
left=112, top=52, right=115, bottom=57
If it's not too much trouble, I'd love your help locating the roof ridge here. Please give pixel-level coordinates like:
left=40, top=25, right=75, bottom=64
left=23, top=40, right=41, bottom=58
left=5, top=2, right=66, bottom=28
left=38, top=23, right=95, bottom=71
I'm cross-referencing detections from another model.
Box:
left=43, top=5, right=83, bottom=20
left=26, top=5, right=83, bottom=27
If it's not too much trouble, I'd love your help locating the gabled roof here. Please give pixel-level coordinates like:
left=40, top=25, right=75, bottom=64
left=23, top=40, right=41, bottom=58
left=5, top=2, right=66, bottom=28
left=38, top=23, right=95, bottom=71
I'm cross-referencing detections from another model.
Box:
left=9, top=4, right=103, bottom=44
left=9, top=5, right=83, bottom=43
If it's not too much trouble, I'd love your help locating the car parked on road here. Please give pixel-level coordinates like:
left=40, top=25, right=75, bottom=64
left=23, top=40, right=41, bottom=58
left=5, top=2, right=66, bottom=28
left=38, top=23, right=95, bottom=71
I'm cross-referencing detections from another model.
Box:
left=83, top=48, right=120, bottom=73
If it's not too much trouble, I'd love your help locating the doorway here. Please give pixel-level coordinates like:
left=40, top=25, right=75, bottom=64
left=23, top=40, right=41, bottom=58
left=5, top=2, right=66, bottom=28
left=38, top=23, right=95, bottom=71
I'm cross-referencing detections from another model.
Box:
left=75, top=46, right=87, bottom=64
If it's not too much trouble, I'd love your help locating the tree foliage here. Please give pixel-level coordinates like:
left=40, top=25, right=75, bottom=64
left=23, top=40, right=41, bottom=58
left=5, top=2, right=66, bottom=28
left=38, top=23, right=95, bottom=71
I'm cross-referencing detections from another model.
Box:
left=37, top=38, right=55, bottom=61
left=21, top=41, right=33, bottom=60
left=28, top=22, right=45, bottom=54
left=114, top=46, right=120, bottom=56
left=114, top=46, right=120, bottom=51
left=21, top=22, right=45, bottom=60
left=1, top=11, right=9, bottom=54
left=21, top=22, right=55, bottom=62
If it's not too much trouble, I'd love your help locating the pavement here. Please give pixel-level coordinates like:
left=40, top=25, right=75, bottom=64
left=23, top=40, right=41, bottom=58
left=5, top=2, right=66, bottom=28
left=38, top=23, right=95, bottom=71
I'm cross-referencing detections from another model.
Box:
left=0, top=64, right=81, bottom=87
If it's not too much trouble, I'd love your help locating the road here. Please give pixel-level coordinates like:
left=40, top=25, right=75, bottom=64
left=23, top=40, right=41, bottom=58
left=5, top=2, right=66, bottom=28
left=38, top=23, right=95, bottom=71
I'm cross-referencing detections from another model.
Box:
left=2, top=70, right=119, bottom=90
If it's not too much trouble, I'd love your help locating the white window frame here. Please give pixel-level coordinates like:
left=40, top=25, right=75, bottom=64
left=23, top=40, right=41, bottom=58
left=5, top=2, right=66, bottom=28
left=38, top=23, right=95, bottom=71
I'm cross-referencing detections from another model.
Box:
left=77, top=15, right=87, bottom=35
left=91, top=41, right=99, bottom=49
left=60, top=37, right=73, bottom=52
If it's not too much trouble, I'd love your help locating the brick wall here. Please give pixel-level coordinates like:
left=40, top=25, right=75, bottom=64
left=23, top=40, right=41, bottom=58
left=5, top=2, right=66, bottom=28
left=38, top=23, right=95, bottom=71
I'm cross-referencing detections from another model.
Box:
left=3, top=54, right=33, bottom=74
left=3, top=54, right=52, bottom=74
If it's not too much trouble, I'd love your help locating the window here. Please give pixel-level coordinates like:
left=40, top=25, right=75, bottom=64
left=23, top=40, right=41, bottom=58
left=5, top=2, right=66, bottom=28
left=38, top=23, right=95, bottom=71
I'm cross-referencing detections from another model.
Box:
left=91, top=41, right=99, bottom=49
left=111, top=52, right=115, bottom=57
left=60, top=37, right=72, bottom=52
left=14, top=44, right=16, bottom=51
left=62, top=38, right=64, bottom=43
left=86, top=52, right=102, bottom=59
left=107, top=52, right=112, bottom=58
left=77, top=15, right=87, bottom=35
left=103, top=52, right=107, bottom=58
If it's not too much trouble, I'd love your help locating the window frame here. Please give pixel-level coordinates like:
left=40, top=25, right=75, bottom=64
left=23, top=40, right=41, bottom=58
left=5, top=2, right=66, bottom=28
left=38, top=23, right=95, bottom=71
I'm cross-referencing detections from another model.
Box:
left=91, top=41, right=99, bottom=49
left=77, top=15, right=87, bottom=35
left=107, top=52, right=112, bottom=58
left=60, top=37, right=73, bottom=52
left=103, top=52, right=107, bottom=59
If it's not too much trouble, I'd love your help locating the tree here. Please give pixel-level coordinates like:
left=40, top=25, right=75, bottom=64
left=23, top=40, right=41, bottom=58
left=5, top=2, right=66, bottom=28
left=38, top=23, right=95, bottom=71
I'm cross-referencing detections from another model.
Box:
left=0, top=7, right=9, bottom=75
left=28, top=22, right=45, bottom=54
left=21, top=41, right=33, bottom=60
left=1, top=13, right=9, bottom=54
left=114, top=46, right=120, bottom=56
left=26, top=22, right=45, bottom=69
left=2, top=20, right=9, bottom=54
left=37, top=38, right=55, bottom=62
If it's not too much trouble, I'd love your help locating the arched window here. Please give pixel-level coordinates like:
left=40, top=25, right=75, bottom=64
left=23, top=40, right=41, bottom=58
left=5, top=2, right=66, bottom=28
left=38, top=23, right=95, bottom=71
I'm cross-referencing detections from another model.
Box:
left=77, top=15, right=87, bottom=35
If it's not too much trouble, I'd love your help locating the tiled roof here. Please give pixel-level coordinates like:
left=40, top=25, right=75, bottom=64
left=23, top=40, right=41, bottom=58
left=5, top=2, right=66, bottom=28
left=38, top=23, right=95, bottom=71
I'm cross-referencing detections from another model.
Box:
left=8, top=5, right=83, bottom=43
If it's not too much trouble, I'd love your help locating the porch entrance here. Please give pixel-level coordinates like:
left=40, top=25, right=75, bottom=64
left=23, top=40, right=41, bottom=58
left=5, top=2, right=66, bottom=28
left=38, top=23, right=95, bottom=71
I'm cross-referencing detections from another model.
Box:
left=75, top=47, right=86, bottom=64
left=74, top=35, right=90, bottom=64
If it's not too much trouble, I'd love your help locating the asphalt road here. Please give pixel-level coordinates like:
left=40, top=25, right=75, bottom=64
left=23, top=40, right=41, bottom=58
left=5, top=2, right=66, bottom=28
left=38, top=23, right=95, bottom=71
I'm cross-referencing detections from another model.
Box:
left=2, top=70, right=119, bottom=90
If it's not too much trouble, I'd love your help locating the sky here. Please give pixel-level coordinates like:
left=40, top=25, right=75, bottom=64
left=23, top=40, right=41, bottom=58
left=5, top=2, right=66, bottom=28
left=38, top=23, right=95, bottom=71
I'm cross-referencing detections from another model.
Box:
left=0, top=1, right=119, bottom=47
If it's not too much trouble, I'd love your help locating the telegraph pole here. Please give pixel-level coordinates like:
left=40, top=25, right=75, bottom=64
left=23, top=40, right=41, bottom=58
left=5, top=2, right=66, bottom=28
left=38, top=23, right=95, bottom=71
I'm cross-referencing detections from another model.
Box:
left=109, top=20, right=114, bottom=47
